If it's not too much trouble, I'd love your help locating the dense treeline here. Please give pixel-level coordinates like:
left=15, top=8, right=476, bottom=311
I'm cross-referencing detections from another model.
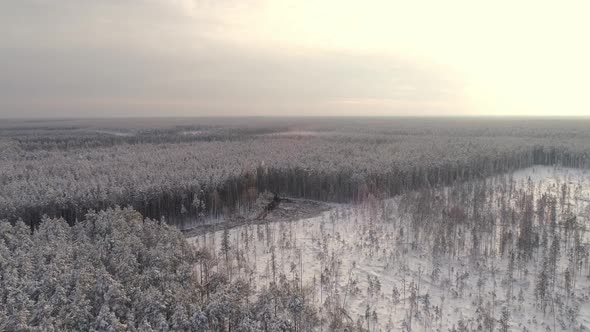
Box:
left=1, top=119, right=590, bottom=230
left=3, top=127, right=286, bottom=151
left=0, top=208, right=318, bottom=331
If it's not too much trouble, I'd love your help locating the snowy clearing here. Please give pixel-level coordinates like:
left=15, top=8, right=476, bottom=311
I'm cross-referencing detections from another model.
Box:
left=189, top=166, right=590, bottom=331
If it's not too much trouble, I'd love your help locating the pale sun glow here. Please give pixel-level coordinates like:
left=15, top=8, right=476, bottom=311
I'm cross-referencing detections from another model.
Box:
left=199, top=0, right=590, bottom=116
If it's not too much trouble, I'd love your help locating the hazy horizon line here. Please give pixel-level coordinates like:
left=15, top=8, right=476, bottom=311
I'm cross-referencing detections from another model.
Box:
left=2, top=114, right=590, bottom=121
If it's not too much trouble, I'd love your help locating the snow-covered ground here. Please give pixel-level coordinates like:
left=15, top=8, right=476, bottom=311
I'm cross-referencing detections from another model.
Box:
left=188, top=166, right=590, bottom=331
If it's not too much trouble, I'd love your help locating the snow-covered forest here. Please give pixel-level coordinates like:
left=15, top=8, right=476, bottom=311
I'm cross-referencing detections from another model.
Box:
left=1, top=118, right=590, bottom=331
left=1, top=118, right=590, bottom=230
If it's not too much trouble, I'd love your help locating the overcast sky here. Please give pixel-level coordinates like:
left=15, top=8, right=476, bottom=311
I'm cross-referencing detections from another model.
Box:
left=1, top=0, right=589, bottom=118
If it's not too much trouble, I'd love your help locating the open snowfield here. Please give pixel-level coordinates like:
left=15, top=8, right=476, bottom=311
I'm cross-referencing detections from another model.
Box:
left=188, top=167, right=590, bottom=331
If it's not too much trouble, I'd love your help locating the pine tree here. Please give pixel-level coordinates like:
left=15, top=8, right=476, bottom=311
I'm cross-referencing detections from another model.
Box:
left=499, top=306, right=510, bottom=332
left=221, top=226, right=231, bottom=267
left=536, top=259, right=549, bottom=313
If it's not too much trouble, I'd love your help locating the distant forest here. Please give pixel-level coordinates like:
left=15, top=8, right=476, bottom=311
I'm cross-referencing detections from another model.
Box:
left=1, top=118, right=589, bottom=230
